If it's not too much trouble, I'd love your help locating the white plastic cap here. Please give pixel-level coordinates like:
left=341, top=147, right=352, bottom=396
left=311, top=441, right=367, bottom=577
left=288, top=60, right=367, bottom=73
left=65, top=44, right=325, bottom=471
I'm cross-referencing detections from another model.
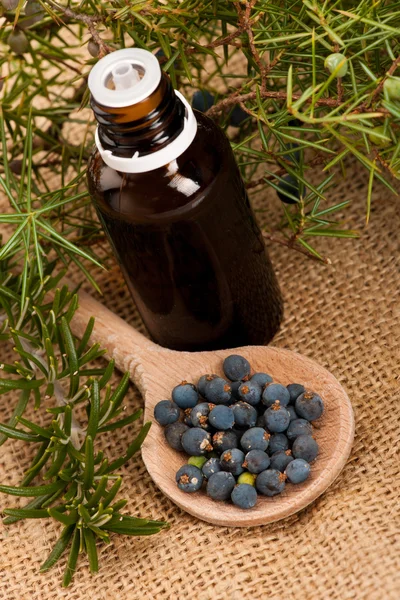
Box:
left=88, top=48, right=161, bottom=108
left=88, top=48, right=198, bottom=173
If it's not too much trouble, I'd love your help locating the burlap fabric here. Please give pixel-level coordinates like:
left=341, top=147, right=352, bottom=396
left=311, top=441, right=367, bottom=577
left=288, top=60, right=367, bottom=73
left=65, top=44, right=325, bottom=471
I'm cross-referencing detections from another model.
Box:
left=1, top=134, right=399, bottom=598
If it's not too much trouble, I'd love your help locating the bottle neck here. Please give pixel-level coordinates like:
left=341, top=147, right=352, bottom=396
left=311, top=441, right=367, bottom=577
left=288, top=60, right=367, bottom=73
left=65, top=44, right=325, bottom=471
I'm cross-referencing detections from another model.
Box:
left=91, top=73, right=186, bottom=159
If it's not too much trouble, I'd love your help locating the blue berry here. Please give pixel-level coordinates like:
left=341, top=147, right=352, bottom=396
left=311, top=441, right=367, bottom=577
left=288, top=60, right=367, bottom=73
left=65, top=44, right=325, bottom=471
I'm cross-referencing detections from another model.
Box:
left=288, top=118, right=303, bottom=128
left=295, top=391, right=324, bottom=421
left=270, top=449, right=294, bottom=472
left=286, top=405, right=297, bottom=422
left=230, top=380, right=242, bottom=400
left=181, top=427, right=213, bottom=456
left=251, top=372, right=273, bottom=387
left=202, top=457, right=221, bottom=479
left=240, top=427, right=270, bottom=452
left=176, top=465, right=203, bottom=492
left=264, top=401, right=291, bottom=432
left=256, top=414, right=266, bottom=428
left=231, top=428, right=243, bottom=442
left=287, top=418, right=313, bottom=441
left=207, top=471, right=236, bottom=501
left=197, top=374, right=217, bottom=398
left=155, top=48, right=165, bottom=60
left=190, top=402, right=214, bottom=429
left=256, top=469, right=286, bottom=496
left=231, top=484, right=257, bottom=509
left=223, top=354, right=251, bottom=381
left=209, top=405, right=235, bottom=430
left=212, top=430, right=239, bottom=453
left=204, top=377, right=232, bottom=405
left=183, top=408, right=193, bottom=426
left=243, top=450, right=270, bottom=474
left=220, top=448, right=245, bottom=476
left=283, top=142, right=301, bottom=163
left=154, top=400, right=180, bottom=426
left=262, top=383, right=290, bottom=407
left=232, top=402, right=257, bottom=429
left=155, top=48, right=182, bottom=69
left=268, top=433, right=289, bottom=455
left=238, top=381, right=262, bottom=406
left=192, top=90, right=214, bottom=112
left=164, top=422, right=189, bottom=451
left=229, top=105, right=248, bottom=127
left=285, top=458, right=311, bottom=484
left=172, top=381, right=198, bottom=409
left=276, top=174, right=300, bottom=205
left=292, top=434, right=319, bottom=463
left=287, top=383, right=305, bottom=403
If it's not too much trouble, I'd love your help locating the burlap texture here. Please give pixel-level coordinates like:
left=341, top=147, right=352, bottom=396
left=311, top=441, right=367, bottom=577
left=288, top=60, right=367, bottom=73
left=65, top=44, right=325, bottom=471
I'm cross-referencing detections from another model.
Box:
left=1, top=132, right=399, bottom=598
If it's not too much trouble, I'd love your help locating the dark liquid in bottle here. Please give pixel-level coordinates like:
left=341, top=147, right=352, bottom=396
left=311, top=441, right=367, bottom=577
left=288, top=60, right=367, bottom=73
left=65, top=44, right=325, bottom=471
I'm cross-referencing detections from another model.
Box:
left=88, top=112, right=283, bottom=351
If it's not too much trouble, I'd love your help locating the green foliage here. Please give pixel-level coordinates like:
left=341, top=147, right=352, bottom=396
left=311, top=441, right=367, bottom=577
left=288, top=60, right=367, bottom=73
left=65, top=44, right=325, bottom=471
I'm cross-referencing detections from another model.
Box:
left=0, top=254, right=167, bottom=585
left=1, top=0, right=399, bottom=259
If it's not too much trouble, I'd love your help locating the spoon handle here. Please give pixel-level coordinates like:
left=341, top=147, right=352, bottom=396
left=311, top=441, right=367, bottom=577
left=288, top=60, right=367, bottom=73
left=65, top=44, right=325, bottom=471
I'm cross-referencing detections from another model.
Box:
left=69, top=285, right=158, bottom=385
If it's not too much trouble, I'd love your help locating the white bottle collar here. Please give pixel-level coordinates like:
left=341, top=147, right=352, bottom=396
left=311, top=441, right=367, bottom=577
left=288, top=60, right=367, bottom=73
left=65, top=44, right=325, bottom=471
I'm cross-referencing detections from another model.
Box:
left=94, top=91, right=197, bottom=173
left=88, top=49, right=197, bottom=173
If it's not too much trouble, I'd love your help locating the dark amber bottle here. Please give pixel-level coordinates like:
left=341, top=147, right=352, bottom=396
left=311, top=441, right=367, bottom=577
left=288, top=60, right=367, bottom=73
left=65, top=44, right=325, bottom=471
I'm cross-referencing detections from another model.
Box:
left=87, top=49, right=283, bottom=351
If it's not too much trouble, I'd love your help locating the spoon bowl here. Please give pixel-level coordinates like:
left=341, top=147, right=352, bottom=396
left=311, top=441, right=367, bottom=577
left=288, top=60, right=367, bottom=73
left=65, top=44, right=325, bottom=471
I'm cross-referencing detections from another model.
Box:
left=71, top=288, right=354, bottom=527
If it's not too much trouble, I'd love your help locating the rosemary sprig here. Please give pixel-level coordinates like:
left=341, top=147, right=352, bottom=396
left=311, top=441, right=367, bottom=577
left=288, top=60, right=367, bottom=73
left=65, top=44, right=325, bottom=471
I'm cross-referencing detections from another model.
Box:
left=0, top=116, right=168, bottom=585
left=0, top=264, right=167, bottom=586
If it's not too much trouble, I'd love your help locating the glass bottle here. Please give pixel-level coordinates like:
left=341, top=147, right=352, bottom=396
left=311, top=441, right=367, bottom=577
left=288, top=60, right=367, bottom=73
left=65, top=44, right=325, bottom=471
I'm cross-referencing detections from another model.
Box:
left=87, top=49, right=283, bottom=351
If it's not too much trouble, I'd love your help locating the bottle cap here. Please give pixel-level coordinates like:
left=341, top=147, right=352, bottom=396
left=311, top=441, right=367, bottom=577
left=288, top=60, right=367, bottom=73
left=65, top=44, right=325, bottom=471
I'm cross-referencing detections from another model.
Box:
left=88, top=48, right=161, bottom=108
left=88, top=48, right=197, bottom=173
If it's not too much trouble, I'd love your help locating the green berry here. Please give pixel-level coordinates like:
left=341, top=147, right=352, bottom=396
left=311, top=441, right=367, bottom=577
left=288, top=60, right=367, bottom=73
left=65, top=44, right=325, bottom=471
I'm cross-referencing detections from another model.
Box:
left=237, top=472, right=257, bottom=486
left=21, top=0, right=44, bottom=28
left=383, top=76, right=400, bottom=101
left=88, top=38, right=100, bottom=58
left=7, top=30, right=28, bottom=54
left=26, top=1, right=43, bottom=16
left=324, top=53, right=348, bottom=78
left=1, top=0, right=19, bottom=10
left=368, top=126, right=391, bottom=148
left=188, top=455, right=208, bottom=469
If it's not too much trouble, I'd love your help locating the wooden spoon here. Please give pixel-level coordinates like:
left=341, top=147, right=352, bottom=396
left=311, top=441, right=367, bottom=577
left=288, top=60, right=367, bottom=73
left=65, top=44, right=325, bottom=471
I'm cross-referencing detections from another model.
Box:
left=70, top=288, right=354, bottom=527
